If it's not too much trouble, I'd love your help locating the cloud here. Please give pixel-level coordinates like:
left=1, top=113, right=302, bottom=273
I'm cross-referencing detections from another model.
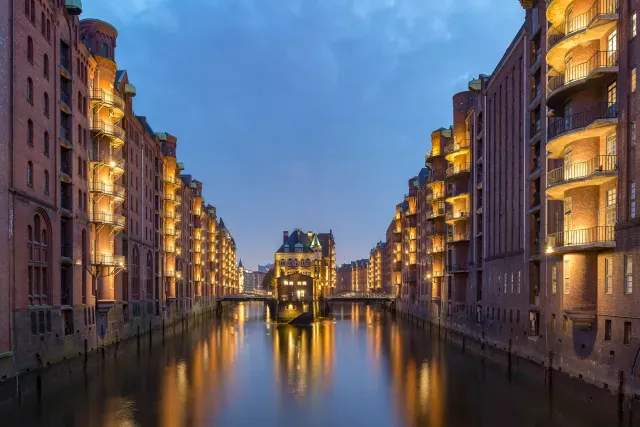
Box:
left=84, top=0, right=178, bottom=29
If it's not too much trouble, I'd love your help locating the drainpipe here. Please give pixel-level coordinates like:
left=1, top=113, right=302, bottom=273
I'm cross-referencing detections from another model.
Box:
left=9, top=0, right=18, bottom=398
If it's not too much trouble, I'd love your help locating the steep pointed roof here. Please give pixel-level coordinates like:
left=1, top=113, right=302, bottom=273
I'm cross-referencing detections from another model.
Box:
left=310, top=233, right=321, bottom=249
left=276, top=229, right=315, bottom=253
left=238, top=259, right=243, bottom=268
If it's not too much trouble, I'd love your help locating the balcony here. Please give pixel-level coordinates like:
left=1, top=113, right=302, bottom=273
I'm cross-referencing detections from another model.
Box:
left=426, top=245, right=445, bottom=254
left=427, top=270, right=444, bottom=279
left=446, top=163, right=470, bottom=179
left=194, top=216, right=204, bottom=229
left=164, top=193, right=182, bottom=205
left=547, top=102, right=618, bottom=158
left=92, top=253, right=125, bottom=267
left=427, top=207, right=446, bottom=220
left=165, top=175, right=181, bottom=187
left=393, top=232, right=402, bottom=243
left=547, top=51, right=618, bottom=110
left=447, top=233, right=470, bottom=243
left=90, top=181, right=125, bottom=201
left=91, top=211, right=126, bottom=229
left=90, top=120, right=125, bottom=148
left=446, top=210, right=470, bottom=223
left=444, top=140, right=470, bottom=161
left=445, top=184, right=470, bottom=202
left=90, top=152, right=125, bottom=176
left=425, top=148, right=442, bottom=162
left=426, top=192, right=445, bottom=203
left=89, top=89, right=125, bottom=119
left=392, top=261, right=402, bottom=272
left=546, top=155, right=617, bottom=199
left=547, top=0, right=619, bottom=72
left=547, top=225, right=615, bottom=252
left=447, top=264, right=469, bottom=274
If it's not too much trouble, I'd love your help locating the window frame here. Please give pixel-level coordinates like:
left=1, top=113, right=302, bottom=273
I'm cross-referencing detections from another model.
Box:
left=625, top=255, right=633, bottom=294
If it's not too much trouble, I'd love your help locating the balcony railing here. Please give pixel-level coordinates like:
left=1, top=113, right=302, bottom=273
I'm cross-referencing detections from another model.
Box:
left=547, top=225, right=615, bottom=248
left=547, top=155, right=617, bottom=188
left=446, top=184, right=469, bottom=199
left=446, top=210, right=470, bottom=221
left=427, top=207, right=446, bottom=219
left=548, top=0, right=619, bottom=49
left=90, top=151, right=125, bottom=172
left=426, top=148, right=441, bottom=160
left=92, top=253, right=126, bottom=267
left=548, top=51, right=619, bottom=93
left=90, top=120, right=125, bottom=142
left=89, top=89, right=125, bottom=112
left=91, top=211, right=126, bottom=228
left=548, top=102, right=618, bottom=140
left=90, top=181, right=125, bottom=199
left=447, top=264, right=469, bottom=273
left=446, top=163, right=470, bottom=178
left=444, top=140, right=470, bottom=156
left=426, top=192, right=445, bottom=203
left=447, top=233, right=470, bottom=243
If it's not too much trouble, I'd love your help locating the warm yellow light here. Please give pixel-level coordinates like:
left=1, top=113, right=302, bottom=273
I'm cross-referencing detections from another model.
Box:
left=546, top=246, right=553, bottom=254
left=110, top=161, right=116, bottom=167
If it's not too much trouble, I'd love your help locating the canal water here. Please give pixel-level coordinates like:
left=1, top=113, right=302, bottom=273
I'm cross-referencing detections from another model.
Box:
left=2, top=302, right=634, bottom=426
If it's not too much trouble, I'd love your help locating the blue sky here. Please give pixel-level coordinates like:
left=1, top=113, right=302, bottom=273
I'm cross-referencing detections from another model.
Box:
left=83, top=0, right=524, bottom=270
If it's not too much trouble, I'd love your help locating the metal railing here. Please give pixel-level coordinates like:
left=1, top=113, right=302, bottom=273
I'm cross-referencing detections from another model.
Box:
left=92, top=253, right=126, bottom=266
left=446, top=163, right=470, bottom=178
left=446, top=210, right=470, bottom=221
left=91, top=211, right=126, bottom=228
left=90, top=152, right=125, bottom=171
left=426, top=192, right=444, bottom=203
left=447, top=233, right=470, bottom=242
left=444, top=140, right=470, bottom=155
left=90, top=120, right=125, bottom=141
left=548, top=102, right=618, bottom=139
left=90, top=181, right=125, bottom=199
left=427, top=207, right=446, bottom=219
left=447, top=184, right=470, bottom=198
left=60, top=126, right=72, bottom=144
left=547, top=225, right=615, bottom=248
left=89, top=89, right=125, bottom=111
left=447, top=264, right=469, bottom=273
left=547, top=155, right=617, bottom=187
left=548, top=0, right=619, bottom=49
left=548, top=51, right=619, bottom=93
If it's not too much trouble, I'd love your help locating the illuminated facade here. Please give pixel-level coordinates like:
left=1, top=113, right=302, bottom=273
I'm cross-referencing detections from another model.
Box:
left=0, top=5, right=241, bottom=380
left=368, top=241, right=385, bottom=292
left=274, top=229, right=336, bottom=298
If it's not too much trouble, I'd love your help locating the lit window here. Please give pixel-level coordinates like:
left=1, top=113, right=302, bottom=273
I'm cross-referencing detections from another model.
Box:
left=631, top=182, right=636, bottom=219
left=632, top=67, right=637, bottom=93
left=632, top=12, right=637, bottom=39
left=605, top=257, right=613, bottom=294
left=517, top=271, right=521, bottom=294
left=563, top=261, right=570, bottom=294
left=625, top=255, right=633, bottom=294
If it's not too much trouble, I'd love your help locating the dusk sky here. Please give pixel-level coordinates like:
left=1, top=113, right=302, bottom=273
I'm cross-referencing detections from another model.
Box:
left=83, top=0, right=524, bottom=270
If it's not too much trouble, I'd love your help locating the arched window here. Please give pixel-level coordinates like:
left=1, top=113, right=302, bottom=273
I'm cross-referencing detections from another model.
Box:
left=83, top=96, right=87, bottom=115
left=132, top=246, right=140, bottom=300
left=81, top=230, right=87, bottom=302
left=100, top=43, right=109, bottom=58
left=27, top=161, right=33, bottom=187
left=280, top=259, right=285, bottom=266
left=77, top=91, right=82, bottom=112
left=27, top=36, right=33, bottom=63
left=27, top=119, right=33, bottom=145
left=24, top=0, right=29, bottom=16
left=43, top=131, right=49, bottom=155
left=84, top=192, right=88, bottom=212
left=27, top=77, right=33, bottom=103
left=30, top=0, right=35, bottom=22
left=292, top=260, right=298, bottom=267
left=77, top=189, right=82, bottom=209
left=46, top=19, right=50, bottom=42
left=77, top=156, right=82, bottom=176
left=43, top=170, right=49, bottom=193
left=43, top=92, right=49, bottom=116
left=83, top=160, right=88, bottom=178
left=29, top=213, right=50, bottom=305
left=43, top=54, right=49, bottom=78
left=146, top=251, right=153, bottom=300
left=40, top=13, right=44, bottom=36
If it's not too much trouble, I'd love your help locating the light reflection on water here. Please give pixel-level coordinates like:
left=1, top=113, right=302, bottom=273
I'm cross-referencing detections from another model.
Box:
left=2, top=302, right=629, bottom=427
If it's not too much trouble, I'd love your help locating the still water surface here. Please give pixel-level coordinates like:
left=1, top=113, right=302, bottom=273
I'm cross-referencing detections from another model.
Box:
left=4, top=303, right=630, bottom=426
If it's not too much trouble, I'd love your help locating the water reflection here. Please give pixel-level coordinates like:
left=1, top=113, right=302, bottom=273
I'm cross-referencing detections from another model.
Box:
left=2, top=302, right=629, bottom=427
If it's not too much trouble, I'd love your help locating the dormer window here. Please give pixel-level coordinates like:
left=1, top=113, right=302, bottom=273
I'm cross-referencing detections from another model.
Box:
left=295, top=247, right=302, bottom=253
left=284, top=245, right=289, bottom=252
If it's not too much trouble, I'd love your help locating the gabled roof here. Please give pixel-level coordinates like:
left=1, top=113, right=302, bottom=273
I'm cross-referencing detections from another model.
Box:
left=238, top=259, right=243, bottom=268
left=276, top=229, right=316, bottom=253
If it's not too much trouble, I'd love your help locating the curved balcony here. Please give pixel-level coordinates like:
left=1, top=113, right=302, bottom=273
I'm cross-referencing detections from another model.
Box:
left=90, top=120, right=125, bottom=148
left=446, top=210, right=470, bottom=224
left=444, top=140, right=470, bottom=161
left=427, top=207, right=446, bottom=220
left=447, top=264, right=469, bottom=274
left=92, top=253, right=126, bottom=267
left=425, top=148, right=442, bottom=163
left=547, top=225, right=615, bottom=252
left=445, top=184, right=470, bottom=203
left=546, top=155, right=617, bottom=199
left=546, top=0, right=574, bottom=26
left=164, top=193, right=182, bottom=205
left=547, top=102, right=618, bottom=158
left=546, top=0, right=619, bottom=72
left=446, top=233, right=470, bottom=243
left=547, top=51, right=618, bottom=110
left=91, top=211, right=126, bottom=229
left=446, top=163, right=470, bottom=179
left=89, top=89, right=125, bottom=119
left=90, top=181, right=125, bottom=201
left=90, top=152, right=125, bottom=176
left=165, top=175, right=181, bottom=188
left=426, top=245, right=445, bottom=255
left=425, top=192, right=445, bottom=203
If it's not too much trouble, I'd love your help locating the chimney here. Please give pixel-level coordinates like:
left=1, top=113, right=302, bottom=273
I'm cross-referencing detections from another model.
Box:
left=283, top=231, right=289, bottom=243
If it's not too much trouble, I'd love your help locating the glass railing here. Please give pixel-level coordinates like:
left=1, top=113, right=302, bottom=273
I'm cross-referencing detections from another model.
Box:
left=547, top=155, right=617, bottom=187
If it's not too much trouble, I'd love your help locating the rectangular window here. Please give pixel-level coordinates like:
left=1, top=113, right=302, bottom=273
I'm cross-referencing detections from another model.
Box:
left=632, top=12, right=637, bottom=39
left=563, top=261, right=570, bottom=294
left=551, top=314, right=556, bottom=332
left=624, top=322, right=632, bottom=344
left=517, top=271, right=521, bottom=294
left=551, top=263, right=557, bottom=294
left=563, top=315, right=568, bottom=334
left=632, top=67, right=637, bottom=93
left=605, top=319, right=612, bottom=341
left=632, top=122, right=637, bottom=147
left=605, top=257, right=613, bottom=294
left=631, top=182, right=636, bottom=219
left=625, top=255, right=633, bottom=294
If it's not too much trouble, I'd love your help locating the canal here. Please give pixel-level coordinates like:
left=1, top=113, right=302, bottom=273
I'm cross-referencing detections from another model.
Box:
left=2, top=302, right=633, bottom=426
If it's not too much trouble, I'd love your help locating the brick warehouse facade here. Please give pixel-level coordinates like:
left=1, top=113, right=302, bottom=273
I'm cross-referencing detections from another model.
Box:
left=0, top=2, right=240, bottom=381
left=350, top=0, right=640, bottom=393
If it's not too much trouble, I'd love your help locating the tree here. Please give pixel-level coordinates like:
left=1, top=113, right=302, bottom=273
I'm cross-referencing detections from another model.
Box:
left=261, top=268, right=275, bottom=293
